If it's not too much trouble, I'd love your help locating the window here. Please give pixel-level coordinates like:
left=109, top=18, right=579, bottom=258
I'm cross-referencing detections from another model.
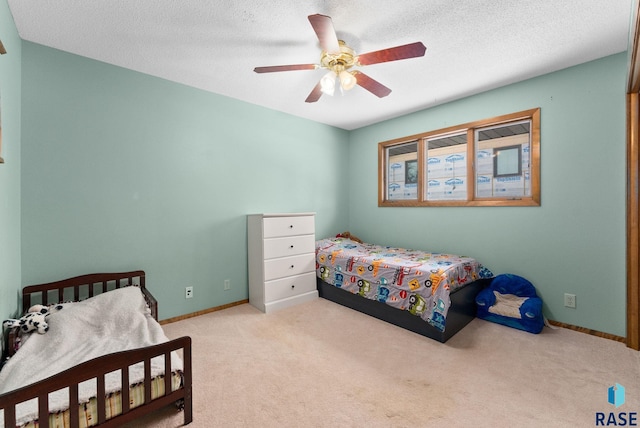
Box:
left=378, top=108, right=540, bottom=207
left=384, top=141, right=418, bottom=200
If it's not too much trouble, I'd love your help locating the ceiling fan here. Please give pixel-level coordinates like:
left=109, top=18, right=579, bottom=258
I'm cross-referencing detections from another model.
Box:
left=254, top=14, right=427, bottom=103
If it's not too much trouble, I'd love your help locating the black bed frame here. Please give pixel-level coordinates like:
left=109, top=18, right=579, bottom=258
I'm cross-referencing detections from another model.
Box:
left=317, top=277, right=491, bottom=343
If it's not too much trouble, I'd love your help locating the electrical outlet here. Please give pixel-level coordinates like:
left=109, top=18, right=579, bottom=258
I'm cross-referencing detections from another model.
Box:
left=185, top=286, right=193, bottom=299
left=224, top=279, right=231, bottom=291
left=564, top=293, right=576, bottom=308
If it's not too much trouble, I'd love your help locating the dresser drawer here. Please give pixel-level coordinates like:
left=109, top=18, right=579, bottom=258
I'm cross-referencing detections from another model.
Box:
left=263, top=216, right=315, bottom=238
left=264, top=272, right=316, bottom=303
left=264, top=253, right=315, bottom=281
left=263, top=234, right=315, bottom=259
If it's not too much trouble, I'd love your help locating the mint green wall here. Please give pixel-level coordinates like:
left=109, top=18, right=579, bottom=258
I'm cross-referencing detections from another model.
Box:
left=348, top=53, right=627, bottom=337
left=13, top=32, right=630, bottom=336
left=20, top=42, right=348, bottom=320
left=0, top=0, right=22, bottom=323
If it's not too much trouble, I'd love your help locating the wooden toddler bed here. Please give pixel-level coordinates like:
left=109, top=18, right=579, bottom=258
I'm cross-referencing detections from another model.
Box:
left=0, top=271, right=193, bottom=428
left=316, top=237, right=493, bottom=343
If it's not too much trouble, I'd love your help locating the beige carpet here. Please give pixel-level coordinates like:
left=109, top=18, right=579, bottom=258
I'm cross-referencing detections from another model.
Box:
left=125, top=298, right=640, bottom=428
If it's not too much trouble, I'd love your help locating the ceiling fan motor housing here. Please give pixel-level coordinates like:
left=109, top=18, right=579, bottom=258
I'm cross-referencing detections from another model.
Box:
left=321, top=40, right=357, bottom=72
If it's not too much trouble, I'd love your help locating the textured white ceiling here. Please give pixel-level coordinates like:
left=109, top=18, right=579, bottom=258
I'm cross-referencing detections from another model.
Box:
left=7, top=0, right=633, bottom=130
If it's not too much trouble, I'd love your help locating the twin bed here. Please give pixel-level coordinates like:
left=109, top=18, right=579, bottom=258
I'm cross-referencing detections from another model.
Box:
left=0, top=271, right=192, bottom=428
left=315, top=237, right=493, bottom=342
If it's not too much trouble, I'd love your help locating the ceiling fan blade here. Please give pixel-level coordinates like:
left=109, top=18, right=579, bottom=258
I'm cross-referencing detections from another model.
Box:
left=305, top=81, right=323, bottom=103
left=357, top=42, right=427, bottom=66
left=353, top=71, right=392, bottom=98
left=308, top=14, right=341, bottom=54
left=254, top=64, right=317, bottom=73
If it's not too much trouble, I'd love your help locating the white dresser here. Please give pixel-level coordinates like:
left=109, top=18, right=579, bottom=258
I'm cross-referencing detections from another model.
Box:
left=247, top=213, right=318, bottom=313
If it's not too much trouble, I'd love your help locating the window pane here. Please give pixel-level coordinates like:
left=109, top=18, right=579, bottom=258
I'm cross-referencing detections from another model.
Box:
left=475, top=121, right=530, bottom=198
left=425, top=134, right=467, bottom=201
left=386, top=141, right=418, bottom=200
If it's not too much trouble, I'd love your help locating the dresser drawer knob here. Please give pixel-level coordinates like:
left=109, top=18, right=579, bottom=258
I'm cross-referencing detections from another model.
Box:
left=289, top=225, right=294, bottom=228
left=290, top=245, right=294, bottom=249
left=291, top=285, right=295, bottom=289
left=290, top=265, right=295, bottom=269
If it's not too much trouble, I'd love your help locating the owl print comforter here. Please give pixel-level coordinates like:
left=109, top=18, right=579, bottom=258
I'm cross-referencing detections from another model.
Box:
left=315, top=237, right=493, bottom=332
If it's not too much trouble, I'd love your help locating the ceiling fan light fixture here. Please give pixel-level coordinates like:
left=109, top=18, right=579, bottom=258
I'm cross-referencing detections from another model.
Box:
left=320, top=70, right=337, bottom=96
left=339, top=70, right=356, bottom=90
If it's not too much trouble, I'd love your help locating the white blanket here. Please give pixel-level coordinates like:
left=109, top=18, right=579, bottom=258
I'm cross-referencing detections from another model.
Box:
left=0, top=286, right=182, bottom=427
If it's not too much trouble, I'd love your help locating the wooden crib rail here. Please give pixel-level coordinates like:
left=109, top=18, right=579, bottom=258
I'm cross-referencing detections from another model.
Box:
left=20, top=271, right=156, bottom=319
left=0, top=336, right=193, bottom=428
